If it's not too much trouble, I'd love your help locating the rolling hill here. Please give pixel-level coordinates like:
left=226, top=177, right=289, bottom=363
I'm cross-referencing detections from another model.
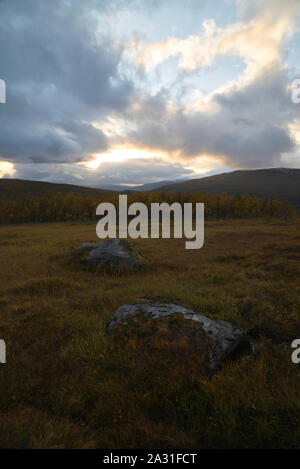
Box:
left=0, top=178, right=115, bottom=202
left=1, top=168, right=299, bottom=208
left=0, top=178, right=179, bottom=200
left=155, top=168, right=300, bottom=208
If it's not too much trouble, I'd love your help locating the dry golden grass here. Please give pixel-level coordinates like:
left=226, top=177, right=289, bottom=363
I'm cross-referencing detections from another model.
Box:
left=0, top=219, right=299, bottom=448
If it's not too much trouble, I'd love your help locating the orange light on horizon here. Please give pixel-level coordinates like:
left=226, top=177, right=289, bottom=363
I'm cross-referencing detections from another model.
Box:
left=81, top=146, right=169, bottom=169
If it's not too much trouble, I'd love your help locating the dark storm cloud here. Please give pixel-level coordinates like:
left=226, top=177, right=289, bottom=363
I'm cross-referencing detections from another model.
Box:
left=0, top=0, right=299, bottom=183
left=14, top=158, right=194, bottom=187
left=128, top=64, right=297, bottom=168
left=0, top=0, right=135, bottom=164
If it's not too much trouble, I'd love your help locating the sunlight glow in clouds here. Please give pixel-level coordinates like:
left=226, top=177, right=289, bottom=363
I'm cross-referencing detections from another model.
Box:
left=82, top=146, right=226, bottom=181
left=0, top=0, right=299, bottom=186
left=83, top=146, right=168, bottom=169
left=0, top=161, right=15, bottom=178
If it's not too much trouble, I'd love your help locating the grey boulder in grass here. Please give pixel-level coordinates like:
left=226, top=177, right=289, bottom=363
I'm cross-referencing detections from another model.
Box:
left=107, top=298, right=253, bottom=371
left=76, top=238, right=145, bottom=273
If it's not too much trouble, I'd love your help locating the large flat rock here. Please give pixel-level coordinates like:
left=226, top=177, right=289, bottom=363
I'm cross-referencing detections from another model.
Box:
left=76, top=239, right=145, bottom=273
left=107, top=298, right=253, bottom=371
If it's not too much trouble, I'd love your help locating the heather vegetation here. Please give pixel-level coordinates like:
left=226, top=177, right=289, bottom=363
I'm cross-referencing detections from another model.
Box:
left=0, top=219, right=299, bottom=448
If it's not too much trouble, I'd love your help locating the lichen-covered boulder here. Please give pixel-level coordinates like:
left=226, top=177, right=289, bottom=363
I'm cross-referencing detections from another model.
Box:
left=76, top=239, right=145, bottom=273
left=107, top=298, right=253, bottom=371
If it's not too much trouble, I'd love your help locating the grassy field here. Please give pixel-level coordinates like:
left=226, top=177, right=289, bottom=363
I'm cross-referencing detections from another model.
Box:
left=0, top=219, right=299, bottom=448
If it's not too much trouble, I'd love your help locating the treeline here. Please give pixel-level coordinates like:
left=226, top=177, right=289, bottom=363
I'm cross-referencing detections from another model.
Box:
left=0, top=190, right=295, bottom=224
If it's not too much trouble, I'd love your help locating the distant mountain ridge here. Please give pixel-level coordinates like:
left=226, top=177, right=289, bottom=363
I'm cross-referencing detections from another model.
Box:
left=101, top=180, right=184, bottom=191
left=0, top=168, right=299, bottom=207
left=155, top=168, right=300, bottom=208
left=0, top=178, right=178, bottom=200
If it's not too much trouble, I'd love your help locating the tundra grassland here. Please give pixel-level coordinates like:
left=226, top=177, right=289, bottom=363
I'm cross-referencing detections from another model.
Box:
left=0, top=219, right=299, bottom=448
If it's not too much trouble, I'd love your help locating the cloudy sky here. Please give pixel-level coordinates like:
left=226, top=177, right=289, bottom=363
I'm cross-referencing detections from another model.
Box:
left=0, top=0, right=299, bottom=187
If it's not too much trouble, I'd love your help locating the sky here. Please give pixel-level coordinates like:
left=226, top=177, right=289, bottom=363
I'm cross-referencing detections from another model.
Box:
left=0, top=0, right=299, bottom=187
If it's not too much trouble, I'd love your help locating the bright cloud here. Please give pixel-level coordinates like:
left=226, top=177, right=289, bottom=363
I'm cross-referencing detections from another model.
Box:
left=133, top=0, right=299, bottom=82
left=0, top=161, right=15, bottom=178
left=82, top=146, right=168, bottom=169
left=0, top=0, right=299, bottom=186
